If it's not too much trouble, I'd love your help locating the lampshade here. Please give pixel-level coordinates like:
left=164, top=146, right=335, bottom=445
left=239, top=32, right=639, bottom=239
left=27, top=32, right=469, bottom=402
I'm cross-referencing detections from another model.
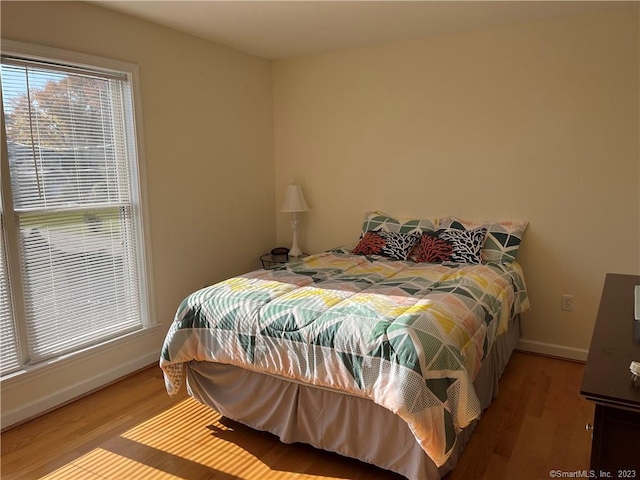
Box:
left=281, top=184, right=310, bottom=213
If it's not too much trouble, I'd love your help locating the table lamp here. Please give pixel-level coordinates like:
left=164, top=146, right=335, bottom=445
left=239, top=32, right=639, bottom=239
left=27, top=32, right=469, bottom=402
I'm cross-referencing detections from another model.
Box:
left=281, top=183, right=309, bottom=257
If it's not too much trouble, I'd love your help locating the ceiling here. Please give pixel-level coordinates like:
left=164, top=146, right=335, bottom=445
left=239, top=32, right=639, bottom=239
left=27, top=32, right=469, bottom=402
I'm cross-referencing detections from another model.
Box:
left=90, top=1, right=633, bottom=59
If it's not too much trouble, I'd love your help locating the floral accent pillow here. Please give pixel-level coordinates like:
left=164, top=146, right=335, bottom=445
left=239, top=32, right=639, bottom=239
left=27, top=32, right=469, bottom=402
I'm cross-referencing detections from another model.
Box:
left=415, top=232, right=454, bottom=263
left=352, top=231, right=421, bottom=261
left=415, top=228, right=487, bottom=264
left=438, top=217, right=528, bottom=263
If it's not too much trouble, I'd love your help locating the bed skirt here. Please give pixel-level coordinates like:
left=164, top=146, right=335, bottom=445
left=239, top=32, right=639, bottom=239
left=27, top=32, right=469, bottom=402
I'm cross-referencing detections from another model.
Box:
left=186, top=315, right=521, bottom=480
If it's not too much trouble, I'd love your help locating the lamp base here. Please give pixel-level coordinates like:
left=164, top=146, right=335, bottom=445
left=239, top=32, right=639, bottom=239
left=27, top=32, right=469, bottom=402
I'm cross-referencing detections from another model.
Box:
left=289, top=230, right=304, bottom=257
left=289, top=214, right=304, bottom=257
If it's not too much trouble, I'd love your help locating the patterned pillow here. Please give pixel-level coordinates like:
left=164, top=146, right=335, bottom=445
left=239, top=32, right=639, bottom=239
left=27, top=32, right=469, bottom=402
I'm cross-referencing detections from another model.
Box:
left=352, top=231, right=421, bottom=261
left=415, top=228, right=487, bottom=264
left=415, top=232, right=454, bottom=263
left=361, top=211, right=437, bottom=235
left=439, top=217, right=528, bottom=263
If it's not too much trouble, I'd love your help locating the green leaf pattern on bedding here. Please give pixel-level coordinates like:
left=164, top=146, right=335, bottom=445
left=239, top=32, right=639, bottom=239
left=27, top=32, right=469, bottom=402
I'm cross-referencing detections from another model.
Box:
left=160, top=251, right=529, bottom=467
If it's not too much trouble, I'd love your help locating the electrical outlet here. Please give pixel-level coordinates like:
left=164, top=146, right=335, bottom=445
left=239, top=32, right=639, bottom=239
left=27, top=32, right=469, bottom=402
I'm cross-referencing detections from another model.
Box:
left=561, top=294, right=574, bottom=311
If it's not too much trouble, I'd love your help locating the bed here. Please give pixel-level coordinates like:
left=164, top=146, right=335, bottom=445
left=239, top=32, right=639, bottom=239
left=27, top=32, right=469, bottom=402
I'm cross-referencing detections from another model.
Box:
left=160, top=214, right=530, bottom=479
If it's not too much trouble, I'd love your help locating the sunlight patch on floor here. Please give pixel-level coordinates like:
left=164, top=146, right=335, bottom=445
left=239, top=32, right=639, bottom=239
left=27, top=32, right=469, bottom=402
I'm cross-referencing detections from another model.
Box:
left=41, top=463, right=105, bottom=480
left=56, top=447, right=181, bottom=479
left=35, top=397, right=325, bottom=480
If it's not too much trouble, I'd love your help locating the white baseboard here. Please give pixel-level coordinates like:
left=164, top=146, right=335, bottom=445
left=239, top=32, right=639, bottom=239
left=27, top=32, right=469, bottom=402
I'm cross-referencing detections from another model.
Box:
left=517, top=338, right=588, bottom=362
left=1, top=326, right=165, bottom=430
left=1, top=350, right=159, bottom=429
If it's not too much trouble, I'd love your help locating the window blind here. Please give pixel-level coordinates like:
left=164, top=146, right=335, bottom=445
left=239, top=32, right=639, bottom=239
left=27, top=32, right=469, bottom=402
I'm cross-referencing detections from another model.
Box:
left=1, top=58, right=144, bottom=365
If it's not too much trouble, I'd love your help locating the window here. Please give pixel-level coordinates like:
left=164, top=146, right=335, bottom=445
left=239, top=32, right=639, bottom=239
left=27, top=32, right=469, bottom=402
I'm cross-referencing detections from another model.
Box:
left=0, top=41, right=153, bottom=377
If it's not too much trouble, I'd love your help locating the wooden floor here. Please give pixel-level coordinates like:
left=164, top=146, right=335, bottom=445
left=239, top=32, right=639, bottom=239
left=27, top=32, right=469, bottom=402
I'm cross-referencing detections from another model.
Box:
left=1, top=352, right=594, bottom=480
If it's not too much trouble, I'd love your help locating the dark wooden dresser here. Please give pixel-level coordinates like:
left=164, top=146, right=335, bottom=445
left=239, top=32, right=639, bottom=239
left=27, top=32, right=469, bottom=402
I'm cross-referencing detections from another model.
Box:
left=580, top=273, right=640, bottom=474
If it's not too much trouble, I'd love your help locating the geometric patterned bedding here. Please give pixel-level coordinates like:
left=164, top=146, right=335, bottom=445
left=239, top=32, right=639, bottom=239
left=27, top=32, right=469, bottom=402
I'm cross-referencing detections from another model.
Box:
left=160, top=250, right=529, bottom=467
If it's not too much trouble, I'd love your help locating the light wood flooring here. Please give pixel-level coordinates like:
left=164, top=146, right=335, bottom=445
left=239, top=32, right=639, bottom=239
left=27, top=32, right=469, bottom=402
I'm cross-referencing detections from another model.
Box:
left=1, top=351, right=594, bottom=480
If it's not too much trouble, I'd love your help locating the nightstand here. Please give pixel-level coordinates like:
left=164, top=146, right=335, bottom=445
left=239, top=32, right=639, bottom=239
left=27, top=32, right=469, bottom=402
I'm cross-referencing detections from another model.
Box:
left=260, top=253, right=308, bottom=268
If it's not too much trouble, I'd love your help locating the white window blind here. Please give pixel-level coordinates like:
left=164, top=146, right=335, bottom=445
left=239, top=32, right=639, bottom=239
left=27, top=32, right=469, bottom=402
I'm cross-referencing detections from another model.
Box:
left=1, top=53, right=146, bottom=370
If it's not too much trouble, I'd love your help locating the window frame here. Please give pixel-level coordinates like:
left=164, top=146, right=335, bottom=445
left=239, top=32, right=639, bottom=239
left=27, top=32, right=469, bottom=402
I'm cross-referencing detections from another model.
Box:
left=0, top=39, right=156, bottom=380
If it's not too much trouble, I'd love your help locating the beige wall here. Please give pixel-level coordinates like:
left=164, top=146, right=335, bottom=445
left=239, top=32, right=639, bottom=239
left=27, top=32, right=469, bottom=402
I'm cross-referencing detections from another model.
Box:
left=273, top=8, right=640, bottom=358
left=1, top=1, right=274, bottom=426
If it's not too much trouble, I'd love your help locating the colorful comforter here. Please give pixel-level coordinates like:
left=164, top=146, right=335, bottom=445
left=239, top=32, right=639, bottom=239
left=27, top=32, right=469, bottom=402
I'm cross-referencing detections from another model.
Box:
left=160, top=250, right=529, bottom=467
